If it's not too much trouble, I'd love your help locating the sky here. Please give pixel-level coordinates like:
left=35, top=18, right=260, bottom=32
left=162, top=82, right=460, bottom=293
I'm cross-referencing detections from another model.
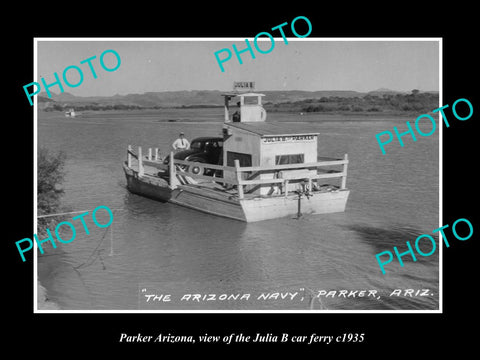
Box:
left=35, top=39, right=440, bottom=97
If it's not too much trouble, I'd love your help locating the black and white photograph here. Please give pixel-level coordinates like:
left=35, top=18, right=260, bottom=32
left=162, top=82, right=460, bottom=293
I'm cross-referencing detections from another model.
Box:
left=33, top=38, right=441, bottom=312
left=7, top=7, right=478, bottom=353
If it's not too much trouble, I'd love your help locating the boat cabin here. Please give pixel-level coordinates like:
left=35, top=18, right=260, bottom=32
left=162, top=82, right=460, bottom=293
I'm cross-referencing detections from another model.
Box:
left=221, top=86, right=319, bottom=195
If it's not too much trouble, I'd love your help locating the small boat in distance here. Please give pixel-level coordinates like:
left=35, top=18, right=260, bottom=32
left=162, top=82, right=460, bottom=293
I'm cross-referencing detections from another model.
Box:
left=123, top=82, right=350, bottom=222
left=65, top=108, right=76, bottom=118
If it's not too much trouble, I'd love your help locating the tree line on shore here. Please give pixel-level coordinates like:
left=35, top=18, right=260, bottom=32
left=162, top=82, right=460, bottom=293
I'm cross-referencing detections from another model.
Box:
left=264, top=91, right=438, bottom=113
left=41, top=90, right=438, bottom=114
left=44, top=103, right=144, bottom=111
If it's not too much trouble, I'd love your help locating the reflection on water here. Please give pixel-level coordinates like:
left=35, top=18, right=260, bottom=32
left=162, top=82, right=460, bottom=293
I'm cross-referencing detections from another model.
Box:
left=348, top=224, right=439, bottom=263
left=37, top=109, right=439, bottom=310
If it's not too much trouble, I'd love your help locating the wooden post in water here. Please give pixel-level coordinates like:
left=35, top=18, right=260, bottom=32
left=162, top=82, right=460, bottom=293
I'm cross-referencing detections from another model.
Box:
left=127, top=145, right=132, bottom=168
left=234, top=160, right=244, bottom=199
left=154, top=148, right=158, bottom=161
left=341, top=153, right=348, bottom=189
left=148, top=148, right=152, bottom=161
left=169, top=151, right=177, bottom=189
left=138, top=146, right=144, bottom=176
left=297, top=192, right=302, bottom=218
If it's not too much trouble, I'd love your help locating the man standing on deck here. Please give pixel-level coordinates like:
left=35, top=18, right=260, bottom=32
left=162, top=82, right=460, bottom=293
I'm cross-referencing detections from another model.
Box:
left=172, top=132, right=190, bottom=151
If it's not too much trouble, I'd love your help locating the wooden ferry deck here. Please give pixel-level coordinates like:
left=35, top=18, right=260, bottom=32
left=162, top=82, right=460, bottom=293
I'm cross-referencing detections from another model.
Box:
left=123, top=146, right=349, bottom=222
left=123, top=86, right=350, bottom=221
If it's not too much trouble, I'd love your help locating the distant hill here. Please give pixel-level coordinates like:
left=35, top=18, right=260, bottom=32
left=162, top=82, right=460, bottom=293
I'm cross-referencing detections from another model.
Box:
left=264, top=90, right=363, bottom=103
left=367, top=88, right=439, bottom=96
left=38, top=95, right=54, bottom=103
left=367, top=88, right=405, bottom=96
left=51, top=91, right=79, bottom=101
left=41, top=89, right=367, bottom=108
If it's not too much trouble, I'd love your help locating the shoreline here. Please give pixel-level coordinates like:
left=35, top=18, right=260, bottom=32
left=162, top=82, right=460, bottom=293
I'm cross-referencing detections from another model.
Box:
left=39, top=109, right=418, bottom=123
left=37, top=241, right=68, bottom=310
left=37, top=245, right=64, bottom=310
left=37, top=242, right=96, bottom=310
left=37, top=280, right=61, bottom=310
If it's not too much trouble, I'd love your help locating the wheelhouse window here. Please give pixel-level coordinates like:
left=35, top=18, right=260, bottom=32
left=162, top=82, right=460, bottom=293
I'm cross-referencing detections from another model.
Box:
left=275, top=154, right=304, bottom=165
left=227, top=151, right=252, bottom=167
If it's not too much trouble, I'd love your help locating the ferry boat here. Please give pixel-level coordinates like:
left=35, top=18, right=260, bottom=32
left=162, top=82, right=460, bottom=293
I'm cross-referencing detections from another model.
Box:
left=122, top=83, right=350, bottom=222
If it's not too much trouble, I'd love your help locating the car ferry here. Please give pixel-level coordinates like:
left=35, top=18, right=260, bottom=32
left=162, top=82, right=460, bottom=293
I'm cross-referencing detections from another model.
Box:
left=122, top=83, right=350, bottom=222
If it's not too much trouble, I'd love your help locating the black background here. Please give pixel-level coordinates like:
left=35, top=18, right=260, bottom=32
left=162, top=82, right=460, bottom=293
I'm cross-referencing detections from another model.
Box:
left=6, top=4, right=478, bottom=355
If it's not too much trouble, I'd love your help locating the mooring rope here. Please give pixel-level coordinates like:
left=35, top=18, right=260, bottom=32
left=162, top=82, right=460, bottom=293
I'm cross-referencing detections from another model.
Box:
left=73, top=208, right=120, bottom=269
left=37, top=208, right=125, bottom=218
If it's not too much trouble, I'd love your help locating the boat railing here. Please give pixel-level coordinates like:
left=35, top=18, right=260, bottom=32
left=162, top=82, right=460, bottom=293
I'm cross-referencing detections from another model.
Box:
left=232, top=154, right=348, bottom=199
left=126, top=145, right=166, bottom=176
left=126, top=145, right=348, bottom=199
left=126, top=145, right=239, bottom=189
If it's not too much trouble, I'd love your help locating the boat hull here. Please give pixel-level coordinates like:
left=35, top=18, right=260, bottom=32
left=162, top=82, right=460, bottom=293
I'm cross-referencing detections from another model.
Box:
left=240, top=190, right=349, bottom=222
left=123, top=163, right=349, bottom=222
left=124, top=164, right=172, bottom=202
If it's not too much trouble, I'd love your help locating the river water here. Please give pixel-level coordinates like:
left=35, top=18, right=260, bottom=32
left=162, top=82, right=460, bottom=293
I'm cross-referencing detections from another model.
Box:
left=37, top=108, right=439, bottom=311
